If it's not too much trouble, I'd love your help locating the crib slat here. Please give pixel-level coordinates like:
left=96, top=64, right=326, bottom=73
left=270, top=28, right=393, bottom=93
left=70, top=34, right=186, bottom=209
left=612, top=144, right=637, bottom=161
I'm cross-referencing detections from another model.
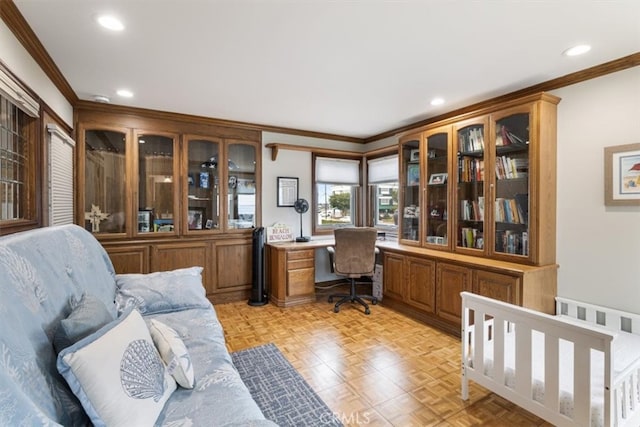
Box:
left=573, top=342, right=591, bottom=426
left=544, top=333, right=559, bottom=413
left=474, top=309, right=485, bottom=380
left=461, top=304, right=470, bottom=401
left=494, top=316, right=505, bottom=387
left=515, top=323, right=532, bottom=397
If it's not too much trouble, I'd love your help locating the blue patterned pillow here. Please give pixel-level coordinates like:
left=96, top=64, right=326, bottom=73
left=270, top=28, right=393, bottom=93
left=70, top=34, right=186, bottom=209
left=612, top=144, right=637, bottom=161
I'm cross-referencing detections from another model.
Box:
left=115, top=267, right=210, bottom=315
left=57, top=308, right=176, bottom=426
left=54, top=293, right=116, bottom=353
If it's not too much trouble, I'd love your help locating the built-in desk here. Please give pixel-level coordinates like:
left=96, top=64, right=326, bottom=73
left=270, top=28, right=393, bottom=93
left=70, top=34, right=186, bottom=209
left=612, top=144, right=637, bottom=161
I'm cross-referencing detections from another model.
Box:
left=267, top=239, right=557, bottom=337
left=266, top=239, right=335, bottom=307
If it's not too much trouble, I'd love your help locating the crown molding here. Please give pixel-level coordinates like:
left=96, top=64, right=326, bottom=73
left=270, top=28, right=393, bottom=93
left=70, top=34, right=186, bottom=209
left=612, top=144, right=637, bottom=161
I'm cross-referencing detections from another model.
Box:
left=1, top=0, right=78, bottom=105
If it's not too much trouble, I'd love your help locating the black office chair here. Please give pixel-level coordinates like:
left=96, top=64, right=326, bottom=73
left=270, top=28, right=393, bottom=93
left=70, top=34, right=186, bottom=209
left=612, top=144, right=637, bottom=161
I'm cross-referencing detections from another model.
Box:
left=327, top=227, right=379, bottom=315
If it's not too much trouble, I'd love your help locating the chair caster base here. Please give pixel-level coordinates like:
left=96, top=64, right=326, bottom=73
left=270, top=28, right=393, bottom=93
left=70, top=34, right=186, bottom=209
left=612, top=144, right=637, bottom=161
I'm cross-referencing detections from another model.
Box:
left=333, top=305, right=340, bottom=313
left=371, top=298, right=378, bottom=305
left=365, top=308, right=371, bottom=315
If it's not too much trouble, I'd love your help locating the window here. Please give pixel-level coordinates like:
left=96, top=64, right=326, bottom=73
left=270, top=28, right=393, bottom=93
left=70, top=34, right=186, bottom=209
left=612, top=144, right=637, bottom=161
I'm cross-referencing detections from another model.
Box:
left=368, top=154, right=399, bottom=233
left=0, top=66, right=39, bottom=230
left=314, top=156, right=360, bottom=232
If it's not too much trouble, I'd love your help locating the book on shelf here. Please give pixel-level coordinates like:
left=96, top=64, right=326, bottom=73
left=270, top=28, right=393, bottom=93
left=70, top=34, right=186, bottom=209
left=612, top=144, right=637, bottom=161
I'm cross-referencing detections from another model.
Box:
left=514, top=193, right=529, bottom=225
left=496, top=125, right=528, bottom=146
left=459, top=127, right=485, bottom=152
left=460, top=227, right=483, bottom=249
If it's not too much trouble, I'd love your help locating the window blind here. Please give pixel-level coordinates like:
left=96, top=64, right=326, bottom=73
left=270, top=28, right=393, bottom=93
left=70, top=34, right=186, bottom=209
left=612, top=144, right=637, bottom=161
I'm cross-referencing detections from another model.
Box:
left=368, top=154, right=398, bottom=184
left=47, top=124, right=75, bottom=226
left=0, top=68, right=39, bottom=117
left=315, top=157, right=360, bottom=185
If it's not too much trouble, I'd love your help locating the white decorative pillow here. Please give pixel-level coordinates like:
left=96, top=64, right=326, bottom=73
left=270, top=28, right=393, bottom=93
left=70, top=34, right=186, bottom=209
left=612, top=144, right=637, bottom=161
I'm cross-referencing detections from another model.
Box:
left=148, top=320, right=195, bottom=389
left=57, top=308, right=177, bottom=427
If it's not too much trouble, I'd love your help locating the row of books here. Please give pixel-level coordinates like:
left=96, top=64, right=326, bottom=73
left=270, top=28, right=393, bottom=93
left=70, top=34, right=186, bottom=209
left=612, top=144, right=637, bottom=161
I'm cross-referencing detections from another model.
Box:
left=496, top=155, right=528, bottom=180
left=495, top=195, right=528, bottom=224
left=459, top=227, right=484, bottom=249
left=460, top=197, right=485, bottom=222
left=458, top=157, right=485, bottom=182
left=495, top=230, right=529, bottom=255
left=496, top=125, right=528, bottom=146
left=459, top=127, right=484, bottom=153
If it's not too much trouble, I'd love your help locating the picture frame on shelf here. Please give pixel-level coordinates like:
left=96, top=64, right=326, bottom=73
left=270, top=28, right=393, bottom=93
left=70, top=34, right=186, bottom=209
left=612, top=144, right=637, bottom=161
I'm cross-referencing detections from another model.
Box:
left=407, top=163, right=420, bottom=186
left=604, top=142, right=640, bottom=206
left=277, top=177, right=298, bottom=207
left=187, top=207, right=204, bottom=230
left=410, top=149, right=420, bottom=162
left=428, top=172, right=448, bottom=185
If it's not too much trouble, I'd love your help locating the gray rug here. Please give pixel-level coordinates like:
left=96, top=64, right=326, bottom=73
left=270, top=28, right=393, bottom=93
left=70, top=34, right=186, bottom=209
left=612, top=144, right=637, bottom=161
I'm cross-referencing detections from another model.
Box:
left=232, top=343, right=342, bottom=427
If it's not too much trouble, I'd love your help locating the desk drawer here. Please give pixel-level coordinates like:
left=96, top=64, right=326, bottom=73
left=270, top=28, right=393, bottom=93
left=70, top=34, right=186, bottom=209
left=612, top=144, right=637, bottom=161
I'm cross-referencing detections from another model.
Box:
left=287, top=258, right=314, bottom=270
left=287, top=268, right=315, bottom=296
left=287, top=249, right=314, bottom=261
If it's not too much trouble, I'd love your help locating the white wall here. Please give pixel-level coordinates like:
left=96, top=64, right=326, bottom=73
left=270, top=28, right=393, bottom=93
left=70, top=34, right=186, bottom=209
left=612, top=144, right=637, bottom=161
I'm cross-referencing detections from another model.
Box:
left=551, top=67, right=640, bottom=313
left=0, top=21, right=73, bottom=126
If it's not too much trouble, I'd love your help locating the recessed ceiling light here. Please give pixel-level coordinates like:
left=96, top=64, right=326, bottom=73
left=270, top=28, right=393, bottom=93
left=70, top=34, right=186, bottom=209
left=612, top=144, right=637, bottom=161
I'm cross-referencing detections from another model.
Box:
left=430, top=97, right=445, bottom=106
left=116, top=89, right=133, bottom=98
left=563, top=44, right=591, bottom=57
left=96, top=15, right=124, bottom=31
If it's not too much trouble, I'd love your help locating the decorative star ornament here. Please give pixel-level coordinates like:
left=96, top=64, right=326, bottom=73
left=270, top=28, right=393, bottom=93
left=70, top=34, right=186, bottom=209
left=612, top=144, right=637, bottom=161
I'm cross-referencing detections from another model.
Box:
left=84, top=204, right=110, bottom=232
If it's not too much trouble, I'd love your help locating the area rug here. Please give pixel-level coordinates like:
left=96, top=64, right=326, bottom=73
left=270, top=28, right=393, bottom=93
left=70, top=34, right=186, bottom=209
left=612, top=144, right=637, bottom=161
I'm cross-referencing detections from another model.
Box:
left=232, top=343, right=342, bottom=426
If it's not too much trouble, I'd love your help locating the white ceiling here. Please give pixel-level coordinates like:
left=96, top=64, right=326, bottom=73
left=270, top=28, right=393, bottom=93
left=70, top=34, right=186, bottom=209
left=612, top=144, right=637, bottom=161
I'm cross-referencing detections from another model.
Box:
left=14, top=0, right=640, bottom=140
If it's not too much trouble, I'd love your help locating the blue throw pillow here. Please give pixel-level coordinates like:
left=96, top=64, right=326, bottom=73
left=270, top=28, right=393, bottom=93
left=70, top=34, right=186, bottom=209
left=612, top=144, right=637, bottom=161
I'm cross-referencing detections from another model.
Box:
left=115, top=267, right=210, bottom=315
left=54, top=293, right=116, bottom=353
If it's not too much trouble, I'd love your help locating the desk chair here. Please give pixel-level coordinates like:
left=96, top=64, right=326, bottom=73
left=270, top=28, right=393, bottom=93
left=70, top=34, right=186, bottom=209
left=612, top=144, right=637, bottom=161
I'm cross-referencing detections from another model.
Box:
left=327, top=227, right=379, bottom=315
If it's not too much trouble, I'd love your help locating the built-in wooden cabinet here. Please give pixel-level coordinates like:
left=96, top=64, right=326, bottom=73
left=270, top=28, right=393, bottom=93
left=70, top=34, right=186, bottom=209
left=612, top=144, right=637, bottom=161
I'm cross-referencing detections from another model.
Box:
left=436, top=262, right=472, bottom=324
left=267, top=244, right=316, bottom=307
left=387, top=93, right=560, bottom=334
left=397, top=92, right=559, bottom=266
left=381, top=242, right=557, bottom=335
left=405, top=256, right=436, bottom=313
left=75, top=104, right=261, bottom=303
left=382, top=251, right=405, bottom=301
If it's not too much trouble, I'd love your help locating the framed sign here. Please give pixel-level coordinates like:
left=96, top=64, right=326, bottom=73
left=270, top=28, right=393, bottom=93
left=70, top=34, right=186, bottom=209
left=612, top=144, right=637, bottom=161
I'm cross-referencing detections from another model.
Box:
left=604, top=143, right=640, bottom=206
left=277, top=177, right=298, bottom=207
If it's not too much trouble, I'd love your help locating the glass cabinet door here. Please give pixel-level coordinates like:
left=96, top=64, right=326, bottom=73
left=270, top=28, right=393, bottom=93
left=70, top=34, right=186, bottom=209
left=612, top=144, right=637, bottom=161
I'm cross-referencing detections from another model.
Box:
left=135, top=132, right=177, bottom=234
left=424, top=128, right=451, bottom=248
left=455, top=119, right=486, bottom=252
left=227, top=141, right=257, bottom=230
left=186, top=137, right=221, bottom=232
left=492, top=110, right=530, bottom=257
left=400, top=133, right=422, bottom=244
left=83, top=129, right=127, bottom=234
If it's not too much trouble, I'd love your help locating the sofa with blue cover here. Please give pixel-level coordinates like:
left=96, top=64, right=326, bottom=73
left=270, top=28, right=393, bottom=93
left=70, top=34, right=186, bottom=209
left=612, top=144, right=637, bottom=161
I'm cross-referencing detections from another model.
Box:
left=0, top=224, right=275, bottom=426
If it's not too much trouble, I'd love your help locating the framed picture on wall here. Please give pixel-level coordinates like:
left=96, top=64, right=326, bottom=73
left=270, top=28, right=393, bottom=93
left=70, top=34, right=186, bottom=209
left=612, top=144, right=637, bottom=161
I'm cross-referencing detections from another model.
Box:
left=604, top=142, right=640, bottom=206
left=277, top=177, right=298, bottom=207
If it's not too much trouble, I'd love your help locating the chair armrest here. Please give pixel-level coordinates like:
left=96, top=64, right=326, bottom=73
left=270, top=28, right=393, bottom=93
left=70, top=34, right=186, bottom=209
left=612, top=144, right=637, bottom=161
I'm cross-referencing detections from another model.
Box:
left=326, top=246, right=335, bottom=273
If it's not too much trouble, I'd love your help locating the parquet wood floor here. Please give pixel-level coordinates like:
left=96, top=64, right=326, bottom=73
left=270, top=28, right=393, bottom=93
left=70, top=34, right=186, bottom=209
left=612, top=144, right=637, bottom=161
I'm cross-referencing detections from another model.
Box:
left=216, top=291, right=554, bottom=426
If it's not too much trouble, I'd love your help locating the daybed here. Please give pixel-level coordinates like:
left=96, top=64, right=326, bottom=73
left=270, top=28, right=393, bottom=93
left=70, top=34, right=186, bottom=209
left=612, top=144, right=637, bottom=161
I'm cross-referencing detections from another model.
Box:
left=0, top=224, right=276, bottom=426
left=461, top=291, right=640, bottom=427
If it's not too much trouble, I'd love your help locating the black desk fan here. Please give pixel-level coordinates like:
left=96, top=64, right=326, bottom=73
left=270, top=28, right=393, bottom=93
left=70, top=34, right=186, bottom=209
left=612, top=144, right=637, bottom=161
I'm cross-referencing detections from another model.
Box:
left=294, top=198, right=310, bottom=242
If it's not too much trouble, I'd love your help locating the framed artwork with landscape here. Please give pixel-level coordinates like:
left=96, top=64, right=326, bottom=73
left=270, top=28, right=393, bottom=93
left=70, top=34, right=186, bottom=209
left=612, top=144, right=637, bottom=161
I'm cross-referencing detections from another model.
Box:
left=604, top=143, right=640, bottom=206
